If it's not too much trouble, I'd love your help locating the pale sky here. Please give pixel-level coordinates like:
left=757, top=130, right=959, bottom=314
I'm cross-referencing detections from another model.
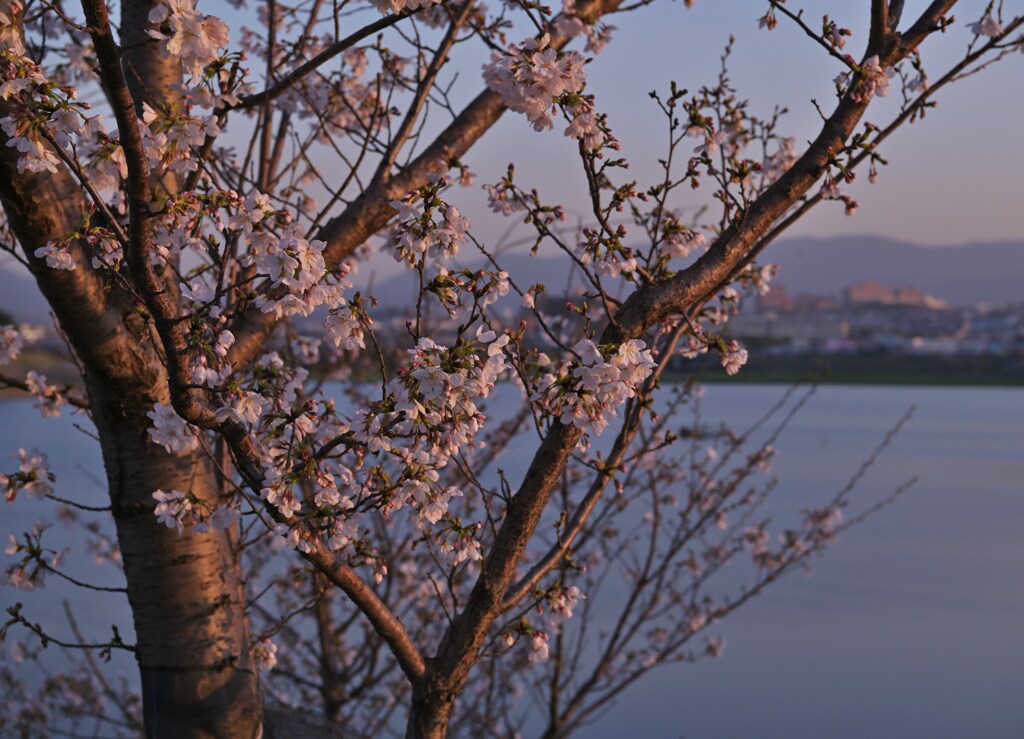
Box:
left=461, top=0, right=1024, bottom=248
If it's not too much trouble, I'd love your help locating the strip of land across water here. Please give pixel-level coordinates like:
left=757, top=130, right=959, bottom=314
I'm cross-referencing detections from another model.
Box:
left=3, top=350, right=1022, bottom=404
left=680, top=352, right=1024, bottom=386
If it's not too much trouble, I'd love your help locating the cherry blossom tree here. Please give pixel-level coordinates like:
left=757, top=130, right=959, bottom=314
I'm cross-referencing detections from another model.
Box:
left=0, top=0, right=1020, bottom=736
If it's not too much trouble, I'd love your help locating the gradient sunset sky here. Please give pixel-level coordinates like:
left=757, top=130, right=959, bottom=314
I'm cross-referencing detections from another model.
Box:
left=459, top=0, right=1023, bottom=248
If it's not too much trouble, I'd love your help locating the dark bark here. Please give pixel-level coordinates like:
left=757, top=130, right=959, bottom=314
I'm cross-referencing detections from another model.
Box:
left=405, top=676, right=455, bottom=739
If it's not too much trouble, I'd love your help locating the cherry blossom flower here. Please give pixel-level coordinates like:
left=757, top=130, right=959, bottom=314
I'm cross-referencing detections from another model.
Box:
left=762, top=137, right=798, bottom=185
left=529, top=632, right=550, bottom=662
left=483, top=180, right=527, bottom=217
left=147, top=402, right=201, bottom=453
left=215, top=391, right=269, bottom=428
left=757, top=11, right=777, bottom=31
left=0, top=114, right=61, bottom=173
left=152, top=489, right=193, bottom=533
left=24, top=371, right=66, bottom=418
left=661, top=220, right=707, bottom=260
left=850, top=55, right=894, bottom=101
left=548, top=585, right=585, bottom=624
left=252, top=638, right=278, bottom=671
left=148, top=0, right=230, bottom=78
left=33, top=243, right=76, bottom=271
left=1, top=448, right=55, bottom=503
left=555, top=0, right=616, bottom=54
left=720, top=340, right=748, bottom=376
left=0, top=324, right=26, bottom=364
left=0, top=0, right=27, bottom=55
left=325, top=306, right=365, bottom=351
left=824, top=16, right=852, bottom=49
left=908, top=72, right=929, bottom=94
left=968, top=14, right=1004, bottom=38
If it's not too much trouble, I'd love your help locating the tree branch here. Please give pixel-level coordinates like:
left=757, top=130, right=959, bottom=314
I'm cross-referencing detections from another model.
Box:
left=235, top=9, right=418, bottom=111
left=869, top=0, right=890, bottom=52
left=224, top=0, right=628, bottom=368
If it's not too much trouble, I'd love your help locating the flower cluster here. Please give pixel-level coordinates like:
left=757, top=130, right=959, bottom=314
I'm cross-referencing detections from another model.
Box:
left=326, top=328, right=510, bottom=539
left=182, top=305, right=236, bottom=388
left=147, top=0, right=230, bottom=78
left=146, top=189, right=351, bottom=320
left=575, top=226, right=638, bottom=279
left=1, top=448, right=55, bottom=503
left=659, top=217, right=707, bottom=261
left=251, top=638, right=278, bottom=671
left=836, top=55, right=894, bottom=102
left=761, top=137, right=798, bottom=185
left=147, top=402, right=201, bottom=454
left=484, top=33, right=587, bottom=132
left=425, top=268, right=510, bottom=318
left=258, top=402, right=346, bottom=523
left=0, top=0, right=27, bottom=56
left=275, top=45, right=394, bottom=141
left=152, top=488, right=240, bottom=534
left=140, top=101, right=220, bottom=175
left=545, top=584, right=585, bottom=626
left=376, top=330, right=508, bottom=461
left=23, top=371, right=66, bottom=418
left=4, top=520, right=67, bottom=591
left=529, top=632, right=549, bottom=662
left=562, top=96, right=615, bottom=152
left=436, top=520, right=483, bottom=567
left=249, top=226, right=339, bottom=318
left=390, top=181, right=471, bottom=267
left=968, top=13, right=1004, bottom=38
left=0, top=41, right=94, bottom=175
left=554, top=0, right=616, bottom=54
left=324, top=303, right=366, bottom=353
left=533, top=339, right=656, bottom=435
left=736, top=263, right=777, bottom=297
left=719, top=339, right=748, bottom=376
left=483, top=179, right=528, bottom=217
left=0, top=324, right=27, bottom=364
left=822, top=16, right=852, bottom=50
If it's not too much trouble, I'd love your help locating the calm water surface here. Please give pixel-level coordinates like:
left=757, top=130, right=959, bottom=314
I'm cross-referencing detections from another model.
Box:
left=2, top=385, right=1022, bottom=738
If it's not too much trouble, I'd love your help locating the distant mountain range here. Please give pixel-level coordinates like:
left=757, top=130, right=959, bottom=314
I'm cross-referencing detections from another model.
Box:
left=759, top=235, right=1023, bottom=307
left=2, top=235, right=1021, bottom=323
left=366, top=235, right=1024, bottom=309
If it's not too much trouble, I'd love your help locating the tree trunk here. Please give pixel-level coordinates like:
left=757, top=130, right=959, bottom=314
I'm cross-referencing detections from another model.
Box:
left=88, top=371, right=263, bottom=738
left=405, top=679, right=454, bottom=739
left=1, top=1, right=264, bottom=722
left=0, top=131, right=265, bottom=738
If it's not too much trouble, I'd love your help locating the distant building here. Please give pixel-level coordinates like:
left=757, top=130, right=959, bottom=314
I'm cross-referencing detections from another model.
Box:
left=757, top=284, right=838, bottom=314
left=757, top=284, right=795, bottom=313
left=728, top=314, right=848, bottom=347
left=843, top=281, right=947, bottom=309
left=793, top=293, right=840, bottom=313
